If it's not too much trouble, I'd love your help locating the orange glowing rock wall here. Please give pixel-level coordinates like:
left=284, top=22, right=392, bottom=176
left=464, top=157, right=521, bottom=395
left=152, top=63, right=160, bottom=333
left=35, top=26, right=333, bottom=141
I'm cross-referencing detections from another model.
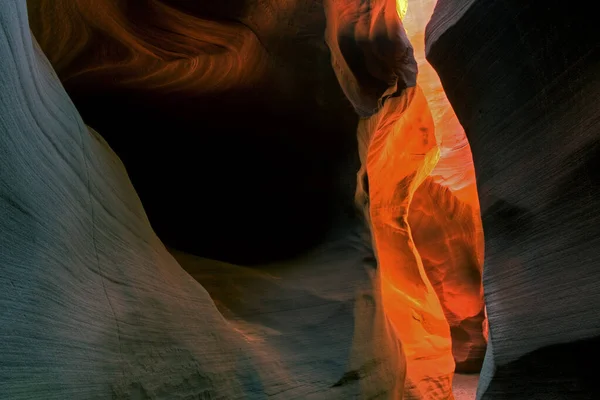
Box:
left=357, top=86, right=455, bottom=398
left=29, top=0, right=485, bottom=397
left=403, top=0, right=480, bottom=206
left=331, top=0, right=487, bottom=395
left=402, top=0, right=487, bottom=373
left=409, top=179, right=486, bottom=372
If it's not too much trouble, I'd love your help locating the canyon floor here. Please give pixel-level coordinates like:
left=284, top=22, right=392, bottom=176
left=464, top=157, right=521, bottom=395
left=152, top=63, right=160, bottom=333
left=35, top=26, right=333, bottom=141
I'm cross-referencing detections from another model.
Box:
left=453, top=374, right=479, bottom=399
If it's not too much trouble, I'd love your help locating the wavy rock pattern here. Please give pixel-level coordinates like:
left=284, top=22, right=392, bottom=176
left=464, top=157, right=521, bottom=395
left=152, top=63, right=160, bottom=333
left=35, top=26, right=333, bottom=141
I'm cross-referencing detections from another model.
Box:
left=355, top=85, right=455, bottom=399
left=324, top=0, right=417, bottom=117
left=2, top=0, right=494, bottom=399
left=27, top=0, right=363, bottom=265
left=409, top=179, right=486, bottom=373
left=402, top=0, right=486, bottom=372
left=27, top=0, right=269, bottom=93
left=0, top=1, right=402, bottom=398
left=427, top=0, right=600, bottom=398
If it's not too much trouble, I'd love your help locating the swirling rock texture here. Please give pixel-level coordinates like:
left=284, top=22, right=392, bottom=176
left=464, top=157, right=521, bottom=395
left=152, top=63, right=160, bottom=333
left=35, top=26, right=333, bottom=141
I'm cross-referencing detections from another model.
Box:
left=402, top=0, right=486, bottom=374
left=427, top=0, right=600, bottom=399
left=409, top=179, right=485, bottom=374
left=326, top=0, right=486, bottom=396
left=0, top=2, right=403, bottom=399
left=356, top=85, right=455, bottom=399
left=27, top=0, right=363, bottom=266
left=0, top=0, right=506, bottom=400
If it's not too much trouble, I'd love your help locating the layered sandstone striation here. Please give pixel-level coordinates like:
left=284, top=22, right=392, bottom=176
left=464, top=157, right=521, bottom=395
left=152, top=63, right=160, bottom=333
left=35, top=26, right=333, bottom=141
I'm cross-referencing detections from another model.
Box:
left=427, top=0, right=600, bottom=398
left=409, top=179, right=486, bottom=373
left=402, top=0, right=486, bottom=372
left=0, top=1, right=402, bottom=398
left=1, top=0, right=496, bottom=399
left=355, top=85, right=455, bottom=399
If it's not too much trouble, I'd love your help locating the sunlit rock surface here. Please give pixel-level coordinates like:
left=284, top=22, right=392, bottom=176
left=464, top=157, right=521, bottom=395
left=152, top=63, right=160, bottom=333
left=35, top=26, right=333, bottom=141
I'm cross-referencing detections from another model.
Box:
left=3, top=0, right=492, bottom=399
left=325, top=1, right=485, bottom=385
left=403, top=0, right=486, bottom=372
left=344, top=0, right=486, bottom=378
left=427, top=0, right=600, bottom=398
left=355, top=85, right=455, bottom=399
left=409, top=179, right=485, bottom=373
left=0, top=1, right=403, bottom=398
left=404, top=0, right=480, bottom=207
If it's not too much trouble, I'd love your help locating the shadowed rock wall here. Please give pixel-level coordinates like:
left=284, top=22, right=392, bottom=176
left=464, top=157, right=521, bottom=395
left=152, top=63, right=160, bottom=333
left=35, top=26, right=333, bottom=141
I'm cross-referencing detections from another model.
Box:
left=426, top=1, right=600, bottom=398
left=27, top=0, right=362, bottom=265
left=0, top=1, right=402, bottom=398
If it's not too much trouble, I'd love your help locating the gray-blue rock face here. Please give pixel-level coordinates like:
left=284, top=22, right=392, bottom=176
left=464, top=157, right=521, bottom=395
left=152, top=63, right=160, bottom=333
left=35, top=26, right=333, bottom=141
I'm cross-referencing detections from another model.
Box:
left=426, top=1, right=600, bottom=398
left=0, top=1, right=401, bottom=398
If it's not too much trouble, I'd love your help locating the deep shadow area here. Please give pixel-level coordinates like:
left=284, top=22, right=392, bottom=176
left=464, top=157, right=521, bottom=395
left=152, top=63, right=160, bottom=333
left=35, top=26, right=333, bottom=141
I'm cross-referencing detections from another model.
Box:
left=69, top=83, right=359, bottom=265
left=482, top=335, right=600, bottom=400
left=50, top=0, right=364, bottom=266
left=427, top=0, right=600, bottom=397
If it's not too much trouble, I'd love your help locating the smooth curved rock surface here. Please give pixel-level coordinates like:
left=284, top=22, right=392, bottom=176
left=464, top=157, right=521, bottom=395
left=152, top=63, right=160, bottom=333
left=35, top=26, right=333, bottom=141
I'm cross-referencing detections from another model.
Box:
left=0, top=1, right=403, bottom=398
left=403, top=0, right=486, bottom=372
left=340, top=0, right=485, bottom=389
left=324, top=0, right=417, bottom=117
left=4, top=0, right=497, bottom=399
left=409, top=178, right=486, bottom=373
left=427, top=0, right=600, bottom=398
left=403, top=0, right=480, bottom=207
left=356, top=85, right=455, bottom=399
left=27, top=0, right=362, bottom=265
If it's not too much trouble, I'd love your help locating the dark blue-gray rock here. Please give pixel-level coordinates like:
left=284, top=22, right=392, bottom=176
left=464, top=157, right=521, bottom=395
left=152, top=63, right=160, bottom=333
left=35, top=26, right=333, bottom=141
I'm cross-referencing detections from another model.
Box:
left=426, top=1, right=600, bottom=398
left=0, top=1, right=402, bottom=398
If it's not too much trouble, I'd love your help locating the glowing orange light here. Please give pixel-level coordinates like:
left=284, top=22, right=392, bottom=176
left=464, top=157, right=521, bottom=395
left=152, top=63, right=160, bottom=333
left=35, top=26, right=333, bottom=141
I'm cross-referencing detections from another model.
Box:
left=397, top=0, right=408, bottom=20
left=360, top=86, right=454, bottom=397
left=359, top=0, right=487, bottom=394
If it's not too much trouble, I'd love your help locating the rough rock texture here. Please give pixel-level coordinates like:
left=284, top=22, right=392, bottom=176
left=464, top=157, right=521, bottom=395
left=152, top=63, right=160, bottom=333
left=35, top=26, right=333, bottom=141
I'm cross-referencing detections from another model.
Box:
left=453, top=374, right=479, bottom=400
left=0, top=1, right=403, bottom=398
left=426, top=0, right=600, bottom=398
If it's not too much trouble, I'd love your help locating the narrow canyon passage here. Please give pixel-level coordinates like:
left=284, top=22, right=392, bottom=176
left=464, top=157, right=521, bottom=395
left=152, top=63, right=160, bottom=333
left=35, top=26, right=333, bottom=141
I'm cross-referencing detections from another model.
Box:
left=15, top=0, right=484, bottom=398
left=347, top=1, right=486, bottom=396
left=2, top=0, right=597, bottom=399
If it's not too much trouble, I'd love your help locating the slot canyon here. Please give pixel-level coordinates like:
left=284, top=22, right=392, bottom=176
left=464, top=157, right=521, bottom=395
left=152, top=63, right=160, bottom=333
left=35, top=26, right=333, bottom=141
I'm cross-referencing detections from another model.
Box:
left=0, top=0, right=598, bottom=399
